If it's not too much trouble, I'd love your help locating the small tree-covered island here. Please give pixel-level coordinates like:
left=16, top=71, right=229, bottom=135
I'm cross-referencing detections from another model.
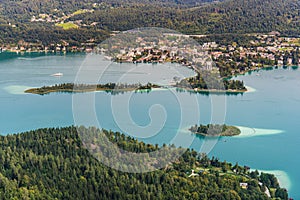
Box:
left=190, top=124, right=241, bottom=137
left=25, top=83, right=161, bottom=95
left=176, top=75, right=247, bottom=94
left=25, top=79, right=247, bottom=95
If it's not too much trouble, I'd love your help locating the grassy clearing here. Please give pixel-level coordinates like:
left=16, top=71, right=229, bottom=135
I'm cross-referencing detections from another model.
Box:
left=73, top=9, right=93, bottom=15
left=73, top=9, right=88, bottom=15
left=56, top=22, right=79, bottom=30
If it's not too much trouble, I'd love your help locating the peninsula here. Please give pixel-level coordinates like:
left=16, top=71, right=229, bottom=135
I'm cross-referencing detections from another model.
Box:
left=25, top=82, right=161, bottom=95
left=189, top=124, right=241, bottom=137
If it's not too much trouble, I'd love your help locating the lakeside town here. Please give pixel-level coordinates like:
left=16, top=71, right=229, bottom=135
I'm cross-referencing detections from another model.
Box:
left=101, top=31, right=300, bottom=78
left=2, top=31, right=299, bottom=77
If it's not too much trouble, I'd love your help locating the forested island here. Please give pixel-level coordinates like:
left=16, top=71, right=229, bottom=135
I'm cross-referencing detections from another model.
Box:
left=190, top=124, right=241, bottom=137
left=24, top=83, right=161, bottom=95
left=25, top=79, right=247, bottom=95
left=0, top=126, right=288, bottom=199
left=176, top=75, right=247, bottom=93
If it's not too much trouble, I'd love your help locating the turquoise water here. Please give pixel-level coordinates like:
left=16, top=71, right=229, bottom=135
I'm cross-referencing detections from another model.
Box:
left=0, top=52, right=299, bottom=198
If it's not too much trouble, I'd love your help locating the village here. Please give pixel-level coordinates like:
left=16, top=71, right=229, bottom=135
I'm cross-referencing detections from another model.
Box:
left=1, top=31, right=299, bottom=78
left=103, top=31, right=300, bottom=77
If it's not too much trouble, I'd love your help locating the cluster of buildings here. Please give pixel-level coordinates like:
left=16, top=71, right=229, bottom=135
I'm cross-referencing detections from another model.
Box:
left=106, top=32, right=300, bottom=77
left=30, top=9, right=93, bottom=23
left=107, top=33, right=214, bottom=71
left=30, top=9, right=98, bottom=29
left=1, top=40, right=95, bottom=53
left=209, top=33, right=300, bottom=67
left=1, top=32, right=299, bottom=73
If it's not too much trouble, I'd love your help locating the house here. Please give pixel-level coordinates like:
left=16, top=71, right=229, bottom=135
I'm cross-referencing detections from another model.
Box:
left=240, top=182, right=248, bottom=189
left=244, top=165, right=250, bottom=171
left=188, top=170, right=199, bottom=177
left=268, top=31, right=281, bottom=37
left=278, top=60, right=284, bottom=65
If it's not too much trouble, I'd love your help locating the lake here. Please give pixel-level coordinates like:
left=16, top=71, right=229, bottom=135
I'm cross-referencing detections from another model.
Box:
left=0, top=52, right=299, bottom=198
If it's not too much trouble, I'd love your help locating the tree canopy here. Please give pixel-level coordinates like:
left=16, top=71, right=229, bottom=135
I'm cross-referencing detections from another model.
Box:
left=0, top=126, right=288, bottom=199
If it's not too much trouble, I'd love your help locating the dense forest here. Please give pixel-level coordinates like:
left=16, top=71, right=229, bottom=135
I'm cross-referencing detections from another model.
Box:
left=0, top=126, right=288, bottom=199
left=0, top=0, right=300, bottom=45
left=0, top=0, right=221, bottom=21
left=70, top=0, right=300, bottom=34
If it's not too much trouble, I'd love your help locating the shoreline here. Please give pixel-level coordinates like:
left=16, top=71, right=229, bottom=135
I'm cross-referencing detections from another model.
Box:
left=225, top=64, right=299, bottom=80
left=253, top=169, right=291, bottom=191
left=24, top=84, right=248, bottom=95
left=24, top=83, right=162, bottom=95
left=178, top=87, right=247, bottom=94
left=24, top=87, right=154, bottom=95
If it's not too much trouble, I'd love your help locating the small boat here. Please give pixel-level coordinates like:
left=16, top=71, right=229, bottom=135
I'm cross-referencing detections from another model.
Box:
left=104, top=56, right=113, bottom=61
left=51, top=72, right=63, bottom=77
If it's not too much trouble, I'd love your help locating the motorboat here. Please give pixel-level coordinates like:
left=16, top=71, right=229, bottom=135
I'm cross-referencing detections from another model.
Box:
left=51, top=72, right=63, bottom=77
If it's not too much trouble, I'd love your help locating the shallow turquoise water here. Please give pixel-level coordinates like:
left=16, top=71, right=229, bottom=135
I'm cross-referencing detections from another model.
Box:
left=0, top=52, right=299, bottom=198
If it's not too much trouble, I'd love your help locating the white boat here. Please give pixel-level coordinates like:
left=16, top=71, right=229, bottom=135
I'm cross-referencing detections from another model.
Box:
left=51, top=72, right=63, bottom=77
left=104, top=56, right=113, bottom=61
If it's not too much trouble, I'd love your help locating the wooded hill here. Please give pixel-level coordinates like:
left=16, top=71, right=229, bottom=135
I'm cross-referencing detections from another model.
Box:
left=0, top=126, right=288, bottom=199
left=0, top=0, right=299, bottom=45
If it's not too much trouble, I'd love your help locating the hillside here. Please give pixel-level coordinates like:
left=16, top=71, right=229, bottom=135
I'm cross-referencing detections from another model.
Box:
left=0, top=0, right=220, bottom=22
left=0, top=126, right=288, bottom=199
left=191, top=0, right=300, bottom=35
left=0, top=0, right=299, bottom=45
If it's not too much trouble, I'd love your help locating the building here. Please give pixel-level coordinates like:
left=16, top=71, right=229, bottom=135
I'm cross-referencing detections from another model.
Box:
left=240, top=182, right=248, bottom=189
